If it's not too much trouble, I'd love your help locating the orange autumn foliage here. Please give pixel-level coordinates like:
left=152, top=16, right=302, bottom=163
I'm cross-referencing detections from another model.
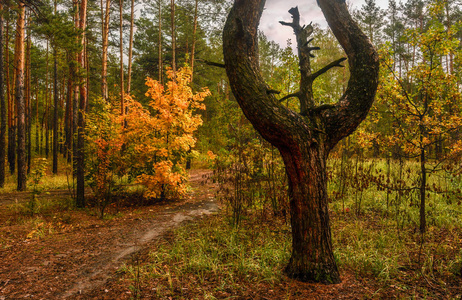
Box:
left=122, top=67, right=209, bottom=199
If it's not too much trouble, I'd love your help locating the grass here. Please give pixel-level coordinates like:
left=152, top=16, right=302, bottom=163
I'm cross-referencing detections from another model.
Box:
left=2, top=155, right=461, bottom=298
left=0, top=156, right=72, bottom=193
left=118, top=210, right=461, bottom=299
left=119, top=215, right=291, bottom=298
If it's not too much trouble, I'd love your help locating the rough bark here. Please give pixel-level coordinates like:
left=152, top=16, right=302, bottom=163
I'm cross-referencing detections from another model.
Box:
left=15, top=2, right=26, bottom=191
left=223, top=0, right=379, bottom=283
left=0, top=3, right=5, bottom=187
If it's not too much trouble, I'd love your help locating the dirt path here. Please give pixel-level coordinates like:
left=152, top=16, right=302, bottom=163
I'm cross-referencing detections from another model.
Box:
left=0, top=169, right=218, bottom=299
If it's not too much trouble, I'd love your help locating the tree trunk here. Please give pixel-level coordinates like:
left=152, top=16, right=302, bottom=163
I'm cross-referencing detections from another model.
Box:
left=53, top=0, right=59, bottom=174
left=0, top=3, right=5, bottom=188
left=72, top=0, right=79, bottom=182
left=76, top=0, right=88, bottom=208
left=158, top=0, right=162, bottom=82
left=170, top=0, right=175, bottom=74
left=190, top=0, right=198, bottom=82
left=223, top=0, right=379, bottom=283
left=119, top=0, right=124, bottom=115
left=127, top=0, right=134, bottom=93
left=6, top=14, right=15, bottom=175
left=15, top=2, right=26, bottom=191
left=35, top=77, right=39, bottom=154
left=45, top=41, right=49, bottom=158
left=52, top=47, right=58, bottom=173
left=26, top=23, right=31, bottom=174
left=280, top=142, right=338, bottom=282
left=101, top=0, right=110, bottom=101
left=65, top=73, right=72, bottom=162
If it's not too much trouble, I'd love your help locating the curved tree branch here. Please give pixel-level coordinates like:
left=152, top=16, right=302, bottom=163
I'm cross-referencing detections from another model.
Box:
left=317, top=0, right=380, bottom=150
left=279, top=91, right=301, bottom=103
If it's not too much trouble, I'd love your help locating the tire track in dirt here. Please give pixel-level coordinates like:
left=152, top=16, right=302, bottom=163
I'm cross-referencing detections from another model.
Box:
left=62, top=200, right=218, bottom=298
left=0, top=169, right=218, bottom=299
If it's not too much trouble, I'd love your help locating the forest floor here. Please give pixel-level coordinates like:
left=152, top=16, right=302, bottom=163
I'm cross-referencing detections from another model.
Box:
left=0, top=169, right=461, bottom=299
left=0, top=170, right=219, bottom=299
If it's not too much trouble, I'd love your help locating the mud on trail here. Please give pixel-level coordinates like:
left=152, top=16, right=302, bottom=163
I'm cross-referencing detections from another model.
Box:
left=0, top=169, right=218, bottom=299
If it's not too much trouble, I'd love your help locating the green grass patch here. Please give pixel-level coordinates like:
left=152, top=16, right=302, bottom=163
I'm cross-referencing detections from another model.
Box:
left=120, top=215, right=291, bottom=298
left=121, top=209, right=462, bottom=299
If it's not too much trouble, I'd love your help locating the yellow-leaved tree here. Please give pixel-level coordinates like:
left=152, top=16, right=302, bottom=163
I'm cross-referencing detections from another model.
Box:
left=122, top=67, right=209, bottom=199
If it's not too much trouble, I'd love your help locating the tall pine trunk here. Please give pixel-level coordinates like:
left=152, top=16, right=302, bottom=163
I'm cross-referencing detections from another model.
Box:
left=52, top=0, right=58, bottom=174
left=15, top=2, right=26, bottom=191
left=101, top=0, right=110, bottom=101
left=127, top=0, right=134, bottom=93
left=190, top=0, right=198, bottom=82
left=76, top=0, right=88, bottom=207
left=26, top=23, right=31, bottom=174
left=65, top=74, right=72, bottom=163
left=119, top=0, right=124, bottom=115
left=45, top=42, right=49, bottom=158
left=0, top=3, right=5, bottom=187
left=6, top=14, right=15, bottom=175
left=170, top=0, right=175, bottom=74
left=158, top=0, right=162, bottom=82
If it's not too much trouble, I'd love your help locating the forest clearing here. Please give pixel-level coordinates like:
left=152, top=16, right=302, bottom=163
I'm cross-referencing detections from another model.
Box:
left=0, top=0, right=462, bottom=298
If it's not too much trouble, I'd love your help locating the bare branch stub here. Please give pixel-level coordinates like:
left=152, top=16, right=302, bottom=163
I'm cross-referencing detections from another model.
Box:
left=310, top=57, right=347, bottom=80
left=279, top=7, right=317, bottom=114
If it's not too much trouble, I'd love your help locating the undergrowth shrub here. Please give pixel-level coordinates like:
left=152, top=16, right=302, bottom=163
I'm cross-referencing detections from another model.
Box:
left=85, top=67, right=209, bottom=215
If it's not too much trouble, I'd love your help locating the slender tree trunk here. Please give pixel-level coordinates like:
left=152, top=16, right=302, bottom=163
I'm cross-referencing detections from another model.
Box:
left=35, top=78, right=39, bottom=153
left=72, top=0, right=79, bottom=179
left=158, top=0, right=162, bottom=82
left=101, top=0, right=110, bottom=101
left=65, top=73, right=72, bottom=162
left=190, top=0, right=198, bottom=82
left=45, top=41, right=49, bottom=158
left=170, top=0, right=175, bottom=74
left=26, top=23, right=31, bottom=174
left=53, top=0, right=58, bottom=174
left=76, top=0, right=88, bottom=207
left=0, top=3, right=5, bottom=187
left=127, top=0, right=134, bottom=93
left=419, top=123, right=427, bottom=234
left=15, top=2, right=26, bottom=191
left=6, top=15, right=15, bottom=175
left=184, top=0, right=198, bottom=171
left=119, top=0, right=124, bottom=115
left=85, top=36, right=89, bottom=108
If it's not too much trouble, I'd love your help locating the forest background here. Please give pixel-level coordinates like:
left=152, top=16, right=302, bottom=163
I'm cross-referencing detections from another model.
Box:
left=0, top=0, right=461, bottom=298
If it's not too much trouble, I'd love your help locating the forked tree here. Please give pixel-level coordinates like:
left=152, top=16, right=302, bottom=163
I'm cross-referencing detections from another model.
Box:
left=223, top=0, right=379, bottom=283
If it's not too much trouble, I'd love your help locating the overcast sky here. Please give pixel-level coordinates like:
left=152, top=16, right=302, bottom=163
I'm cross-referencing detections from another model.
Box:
left=260, top=0, right=389, bottom=48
